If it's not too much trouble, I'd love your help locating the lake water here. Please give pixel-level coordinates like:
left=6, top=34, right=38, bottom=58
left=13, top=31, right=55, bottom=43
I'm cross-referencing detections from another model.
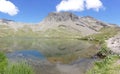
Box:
left=7, top=50, right=45, bottom=60
left=0, top=38, right=99, bottom=74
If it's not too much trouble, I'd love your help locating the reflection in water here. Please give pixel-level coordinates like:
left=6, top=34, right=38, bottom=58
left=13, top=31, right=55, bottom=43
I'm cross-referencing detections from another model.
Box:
left=7, top=50, right=45, bottom=60
left=0, top=38, right=98, bottom=58
left=0, top=38, right=98, bottom=74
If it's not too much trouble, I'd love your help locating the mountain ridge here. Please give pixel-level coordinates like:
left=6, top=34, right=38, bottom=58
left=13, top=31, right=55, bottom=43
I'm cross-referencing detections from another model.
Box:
left=38, top=12, right=118, bottom=36
left=0, top=12, right=119, bottom=37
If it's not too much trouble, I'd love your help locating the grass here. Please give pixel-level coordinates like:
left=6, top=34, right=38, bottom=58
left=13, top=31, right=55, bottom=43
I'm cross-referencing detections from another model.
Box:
left=4, top=63, right=35, bottom=74
left=0, top=52, right=35, bottom=74
left=0, top=25, right=81, bottom=38
left=0, top=52, right=7, bottom=74
left=81, top=27, right=119, bottom=44
left=87, top=55, right=120, bottom=74
left=41, top=27, right=81, bottom=38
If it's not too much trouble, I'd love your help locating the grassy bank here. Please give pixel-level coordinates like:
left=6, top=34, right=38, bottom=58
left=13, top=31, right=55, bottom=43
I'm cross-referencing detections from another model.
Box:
left=4, top=63, right=34, bottom=74
left=85, top=27, right=120, bottom=74
left=0, top=52, right=35, bottom=74
left=87, top=55, right=120, bottom=74
left=80, top=27, right=119, bottom=57
left=81, top=27, right=119, bottom=44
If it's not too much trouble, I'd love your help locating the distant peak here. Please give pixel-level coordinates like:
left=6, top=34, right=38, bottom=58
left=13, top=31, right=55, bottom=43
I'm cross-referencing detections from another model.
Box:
left=0, top=18, right=14, bottom=24
left=81, top=16, right=95, bottom=19
left=44, top=12, right=79, bottom=22
left=0, top=18, right=13, bottom=22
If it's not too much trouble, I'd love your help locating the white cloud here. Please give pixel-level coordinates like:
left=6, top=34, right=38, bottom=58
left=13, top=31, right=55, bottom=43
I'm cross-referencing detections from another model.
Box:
left=0, top=0, right=19, bottom=16
left=56, top=0, right=104, bottom=12
left=85, top=0, right=103, bottom=11
left=56, top=0, right=84, bottom=12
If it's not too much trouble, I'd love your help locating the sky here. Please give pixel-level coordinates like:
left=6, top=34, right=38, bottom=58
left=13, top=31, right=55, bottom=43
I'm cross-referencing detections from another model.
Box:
left=0, top=0, right=120, bottom=25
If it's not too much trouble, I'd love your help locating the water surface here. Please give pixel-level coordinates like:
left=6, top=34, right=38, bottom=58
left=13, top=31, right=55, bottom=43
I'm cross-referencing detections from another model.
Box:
left=0, top=37, right=99, bottom=74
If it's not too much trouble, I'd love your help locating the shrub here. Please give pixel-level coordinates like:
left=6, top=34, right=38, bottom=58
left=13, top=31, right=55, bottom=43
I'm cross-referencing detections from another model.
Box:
left=96, top=43, right=110, bottom=58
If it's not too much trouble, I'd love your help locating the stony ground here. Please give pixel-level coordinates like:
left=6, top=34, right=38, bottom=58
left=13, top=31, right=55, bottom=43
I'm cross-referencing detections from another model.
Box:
left=106, top=33, right=120, bottom=54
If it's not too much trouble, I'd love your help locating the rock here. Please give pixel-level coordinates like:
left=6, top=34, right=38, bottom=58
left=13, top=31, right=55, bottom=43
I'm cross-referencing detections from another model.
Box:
left=107, top=34, right=120, bottom=54
left=44, top=12, right=79, bottom=22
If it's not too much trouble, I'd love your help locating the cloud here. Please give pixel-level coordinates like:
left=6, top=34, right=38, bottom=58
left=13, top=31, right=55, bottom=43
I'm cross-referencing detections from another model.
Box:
left=56, top=0, right=104, bottom=12
left=56, top=0, right=84, bottom=12
left=85, top=0, right=103, bottom=11
left=0, top=0, right=19, bottom=16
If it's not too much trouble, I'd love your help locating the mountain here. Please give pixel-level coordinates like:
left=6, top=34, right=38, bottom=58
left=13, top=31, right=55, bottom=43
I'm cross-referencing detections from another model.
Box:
left=0, top=12, right=118, bottom=38
left=39, top=12, right=117, bottom=36
left=0, top=19, right=14, bottom=23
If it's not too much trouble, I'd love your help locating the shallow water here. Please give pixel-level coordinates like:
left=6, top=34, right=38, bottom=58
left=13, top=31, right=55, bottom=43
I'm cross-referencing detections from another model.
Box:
left=0, top=37, right=99, bottom=74
left=7, top=50, right=45, bottom=60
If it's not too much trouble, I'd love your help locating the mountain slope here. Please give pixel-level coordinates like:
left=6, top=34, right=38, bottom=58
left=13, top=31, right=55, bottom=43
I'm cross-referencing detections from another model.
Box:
left=38, top=12, right=117, bottom=36
left=0, top=12, right=118, bottom=38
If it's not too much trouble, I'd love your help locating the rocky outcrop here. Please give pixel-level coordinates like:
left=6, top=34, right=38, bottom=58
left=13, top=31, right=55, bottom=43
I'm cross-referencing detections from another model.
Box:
left=44, top=12, right=79, bottom=22
left=107, top=34, right=120, bottom=54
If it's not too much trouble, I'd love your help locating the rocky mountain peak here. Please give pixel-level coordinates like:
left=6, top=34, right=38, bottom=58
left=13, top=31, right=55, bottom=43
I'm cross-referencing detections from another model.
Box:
left=0, top=18, right=14, bottom=24
left=44, top=12, right=79, bottom=22
left=82, top=16, right=94, bottom=19
left=80, top=16, right=98, bottom=21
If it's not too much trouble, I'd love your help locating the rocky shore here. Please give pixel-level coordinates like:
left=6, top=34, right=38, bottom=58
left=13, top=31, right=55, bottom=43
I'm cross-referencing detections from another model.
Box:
left=107, top=33, right=120, bottom=54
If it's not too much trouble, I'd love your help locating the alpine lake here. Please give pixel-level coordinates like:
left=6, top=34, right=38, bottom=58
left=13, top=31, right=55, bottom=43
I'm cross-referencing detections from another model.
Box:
left=0, top=37, right=99, bottom=74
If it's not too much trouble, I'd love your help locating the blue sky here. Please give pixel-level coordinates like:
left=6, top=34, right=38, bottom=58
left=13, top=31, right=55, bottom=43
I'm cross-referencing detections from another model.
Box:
left=0, top=0, right=120, bottom=25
